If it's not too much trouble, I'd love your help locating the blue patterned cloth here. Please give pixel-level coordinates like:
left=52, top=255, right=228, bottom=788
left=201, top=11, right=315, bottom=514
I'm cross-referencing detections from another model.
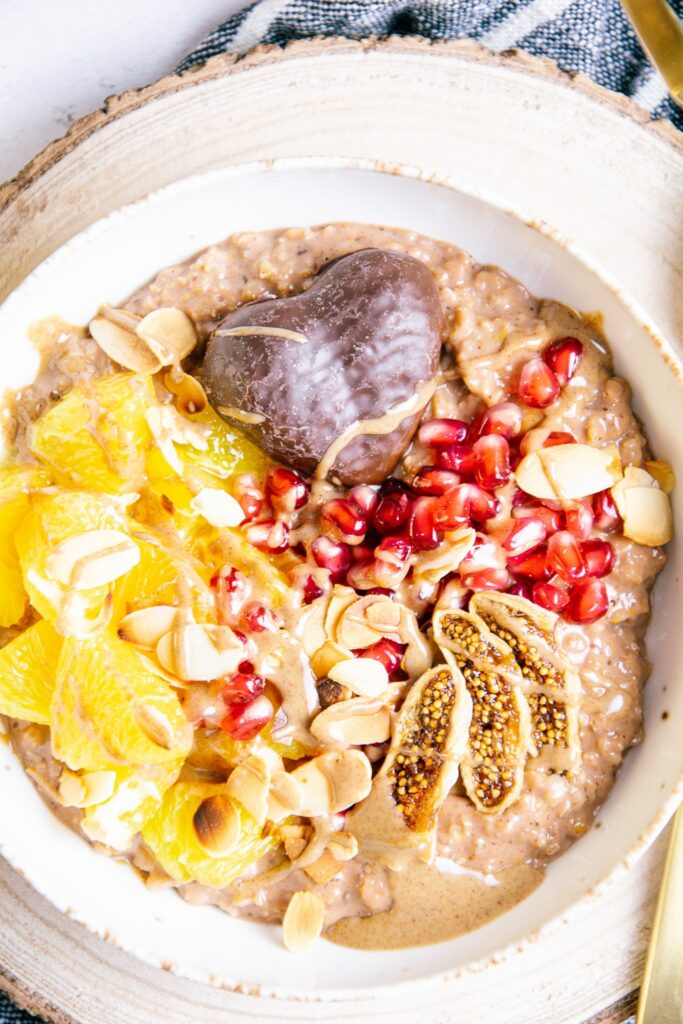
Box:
left=2, top=0, right=680, bottom=1020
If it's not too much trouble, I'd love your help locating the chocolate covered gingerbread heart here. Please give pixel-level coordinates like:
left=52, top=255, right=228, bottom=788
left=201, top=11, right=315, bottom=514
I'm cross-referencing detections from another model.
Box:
left=201, top=249, right=444, bottom=485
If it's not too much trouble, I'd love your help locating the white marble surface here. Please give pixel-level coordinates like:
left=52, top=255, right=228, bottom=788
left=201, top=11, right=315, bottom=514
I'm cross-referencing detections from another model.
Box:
left=0, top=0, right=249, bottom=184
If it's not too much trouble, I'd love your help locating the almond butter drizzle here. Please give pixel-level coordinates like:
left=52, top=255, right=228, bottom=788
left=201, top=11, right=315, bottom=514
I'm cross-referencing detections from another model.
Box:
left=216, top=326, right=309, bottom=344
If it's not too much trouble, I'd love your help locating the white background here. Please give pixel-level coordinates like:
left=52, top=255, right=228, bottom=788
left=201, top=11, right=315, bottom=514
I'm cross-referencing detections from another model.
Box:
left=0, top=0, right=250, bottom=183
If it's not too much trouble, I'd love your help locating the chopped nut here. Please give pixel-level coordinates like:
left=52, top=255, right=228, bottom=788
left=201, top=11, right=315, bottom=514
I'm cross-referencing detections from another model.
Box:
left=327, top=657, right=389, bottom=698
left=644, top=459, right=676, bottom=494
left=303, top=850, right=342, bottom=886
left=282, top=891, right=325, bottom=952
left=622, top=486, right=673, bottom=546
left=118, top=605, right=178, bottom=649
left=190, top=488, right=245, bottom=528
left=311, top=698, right=392, bottom=748
left=192, top=793, right=240, bottom=856
left=316, top=677, right=349, bottom=709
left=46, top=529, right=140, bottom=590
left=278, top=823, right=312, bottom=861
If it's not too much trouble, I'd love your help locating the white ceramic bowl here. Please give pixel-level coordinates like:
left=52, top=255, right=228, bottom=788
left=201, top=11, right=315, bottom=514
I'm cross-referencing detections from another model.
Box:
left=0, top=160, right=681, bottom=998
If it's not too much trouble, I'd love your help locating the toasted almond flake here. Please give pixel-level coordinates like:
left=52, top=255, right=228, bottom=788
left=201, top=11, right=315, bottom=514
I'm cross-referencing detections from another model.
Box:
left=217, top=406, right=266, bottom=425
left=283, top=891, right=325, bottom=952
left=133, top=703, right=180, bottom=750
left=46, top=529, right=140, bottom=590
left=644, top=459, right=676, bottom=494
left=611, top=465, right=658, bottom=517
left=398, top=605, right=433, bottom=679
left=516, top=444, right=623, bottom=501
left=310, top=698, right=392, bottom=748
left=412, top=528, right=476, bottom=584
left=164, top=368, right=208, bottom=415
left=59, top=769, right=116, bottom=808
left=279, top=823, right=312, bottom=861
left=89, top=316, right=161, bottom=374
left=327, top=657, right=389, bottom=698
left=294, top=749, right=372, bottom=815
left=190, top=488, right=245, bottom=528
left=136, top=307, right=197, bottom=364
left=225, top=756, right=271, bottom=826
left=364, top=599, right=402, bottom=630
left=324, top=586, right=359, bottom=640
left=118, top=605, right=178, bottom=648
left=268, top=770, right=304, bottom=822
left=218, top=326, right=309, bottom=345
left=327, top=830, right=358, bottom=862
left=192, top=793, right=240, bottom=857
left=290, top=759, right=332, bottom=816
left=622, top=486, right=673, bottom=546
left=156, top=623, right=242, bottom=682
left=303, top=850, right=342, bottom=886
left=310, top=640, right=352, bottom=679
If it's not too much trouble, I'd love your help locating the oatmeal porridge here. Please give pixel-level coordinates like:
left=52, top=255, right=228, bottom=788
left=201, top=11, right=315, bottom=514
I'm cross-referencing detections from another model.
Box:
left=0, top=223, right=673, bottom=952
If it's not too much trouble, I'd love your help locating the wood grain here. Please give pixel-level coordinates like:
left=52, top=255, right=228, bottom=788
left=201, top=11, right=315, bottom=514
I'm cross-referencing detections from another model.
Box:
left=0, top=36, right=681, bottom=1024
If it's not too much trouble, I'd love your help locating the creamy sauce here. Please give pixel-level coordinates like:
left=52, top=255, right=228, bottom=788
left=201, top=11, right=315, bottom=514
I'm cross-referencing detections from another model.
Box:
left=314, top=376, right=439, bottom=481
left=327, top=858, right=542, bottom=950
left=216, top=406, right=266, bottom=425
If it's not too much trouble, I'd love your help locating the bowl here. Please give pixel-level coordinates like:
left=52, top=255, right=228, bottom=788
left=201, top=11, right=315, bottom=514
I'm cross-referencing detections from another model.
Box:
left=0, top=38, right=682, bottom=1024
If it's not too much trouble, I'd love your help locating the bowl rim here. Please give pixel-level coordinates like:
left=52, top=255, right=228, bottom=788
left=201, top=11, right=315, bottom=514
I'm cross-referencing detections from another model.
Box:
left=0, top=36, right=682, bottom=1016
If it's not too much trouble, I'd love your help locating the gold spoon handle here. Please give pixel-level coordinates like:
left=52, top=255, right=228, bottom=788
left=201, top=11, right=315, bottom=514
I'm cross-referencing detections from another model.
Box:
left=637, top=806, right=683, bottom=1023
left=620, top=0, right=683, bottom=108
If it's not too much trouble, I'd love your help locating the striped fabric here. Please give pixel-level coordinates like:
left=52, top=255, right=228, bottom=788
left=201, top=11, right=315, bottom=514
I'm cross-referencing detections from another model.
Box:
left=2, top=0, right=679, bottom=1020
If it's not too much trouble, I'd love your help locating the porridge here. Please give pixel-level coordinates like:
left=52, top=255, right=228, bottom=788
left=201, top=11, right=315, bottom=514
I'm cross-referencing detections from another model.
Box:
left=0, top=223, right=673, bottom=952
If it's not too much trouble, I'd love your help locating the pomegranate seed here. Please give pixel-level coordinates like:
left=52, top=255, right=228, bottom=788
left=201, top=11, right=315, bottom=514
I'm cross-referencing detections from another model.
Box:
left=351, top=542, right=375, bottom=562
left=543, top=431, right=576, bottom=448
left=244, top=519, right=289, bottom=554
left=460, top=567, right=511, bottom=591
left=346, top=557, right=377, bottom=590
left=220, top=671, right=266, bottom=704
left=220, top=694, right=273, bottom=740
left=310, top=535, right=352, bottom=583
left=508, top=546, right=552, bottom=581
left=365, top=586, right=395, bottom=597
left=238, top=659, right=255, bottom=672
left=436, top=443, right=475, bottom=475
left=565, top=501, right=594, bottom=541
left=349, top=485, right=379, bottom=517
left=418, top=418, right=469, bottom=448
left=543, top=337, right=583, bottom=386
left=513, top=503, right=565, bottom=533
left=408, top=496, right=441, bottom=551
left=412, top=466, right=461, bottom=495
left=302, top=574, right=324, bottom=604
left=434, top=483, right=498, bottom=529
left=473, top=434, right=511, bottom=489
left=379, top=477, right=414, bottom=497
left=593, top=489, right=622, bottom=533
left=372, top=491, right=412, bottom=534
left=265, top=467, right=308, bottom=514
left=508, top=579, right=533, bottom=601
left=503, top=516, right=547, bottom=556
left=232, top=473, right=265, bottom=521
left=547, top=531, right=586, bottom=582
left=581, top=539, right=615, bottom=578
left=375, top=536, right=413, bottom=568
left=210, top=565, right=247, bottom=623
left=531, top=580, right=569, bottom=612
left=475, top=402, right=523, bottom=439
left=232, top=629, right=248, bottom=645
left=243, top=602, right=278, bottom=633
left=321, top=498, right=367, bottom=545
left=518, top=357, right=560, bottom=408
left=565, top=577, right=609, bottom=624
left=358, top=638, right=404, bottom=674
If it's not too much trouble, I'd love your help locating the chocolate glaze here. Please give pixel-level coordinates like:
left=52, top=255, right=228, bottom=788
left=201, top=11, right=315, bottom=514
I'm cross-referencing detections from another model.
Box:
left=202, top=249, right=443, bottom=485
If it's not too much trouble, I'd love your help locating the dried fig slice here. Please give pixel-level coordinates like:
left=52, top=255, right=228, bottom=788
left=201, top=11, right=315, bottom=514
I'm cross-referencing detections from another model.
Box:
left=433, top=609, right=531, bottom=814
left=470, top=592, right=581, bottom=774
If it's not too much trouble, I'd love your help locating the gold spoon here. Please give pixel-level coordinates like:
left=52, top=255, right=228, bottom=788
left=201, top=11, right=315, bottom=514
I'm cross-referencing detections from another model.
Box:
left=620, top=0, right=683, bottom=109
left=636, top=805, right=683, bottom=1022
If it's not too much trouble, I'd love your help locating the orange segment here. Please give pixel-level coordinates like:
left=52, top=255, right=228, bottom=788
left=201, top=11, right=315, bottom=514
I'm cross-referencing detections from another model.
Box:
left=81, top=758, right=184, bottom=851
left=0, top=619, right=62, bottom=724
left=0, top=465, right=53, bottom=626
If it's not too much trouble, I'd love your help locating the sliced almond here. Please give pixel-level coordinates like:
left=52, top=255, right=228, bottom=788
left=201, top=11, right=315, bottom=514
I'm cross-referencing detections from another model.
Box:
left=136, top=307, right=197, bottom=365
left=310, top=698, right=392, bottom=748
left=89, top=316, right=161, bottom=374
left=133, top=703, right=183, bottom=751
left=324, top=586, right=359, bottom=639
left=268, top=770, right=304, bottom=822
left=190, top=488, right=245, bottom=528
left=622, top=485, right=673, bottom=546
left=298, top=598, right=331, bottom=658
left=398, top=605, right=433, bottom=679
left=290, top=759, right=333, bottom=816
left=192, top=793, right=240, bottom=857
left=303, top=850, right=342, bottom=886
left=644, top=459, right=676, bottom=495
left=322, top=749, right=372, bottom=813
left=611, top=465, right=658, bottom=517
left=364, top=599, right=402, bottom=631
left=282, top=891, right=325, bottom=952
left=412, top=527, right=476, bottom=584
left=327, top=830, right=358, bottom=862
left=156, top=622, right=242, bottom=682
left=335, top=611, right=380, bottom=651
left=118, top=605, right=178, bottom=648
left=310, top=640, right=352, bottom=679
left=225, top=755, right=271, bottom=825
left=46, top=529, right=140, bottom=590
left=164, top=368, right=208, bottom=415
left=516, top=443, right=623, bottom=500
left=59, top=769, right=116, bottom=808
left=327, top=657, right=389, bottom=698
